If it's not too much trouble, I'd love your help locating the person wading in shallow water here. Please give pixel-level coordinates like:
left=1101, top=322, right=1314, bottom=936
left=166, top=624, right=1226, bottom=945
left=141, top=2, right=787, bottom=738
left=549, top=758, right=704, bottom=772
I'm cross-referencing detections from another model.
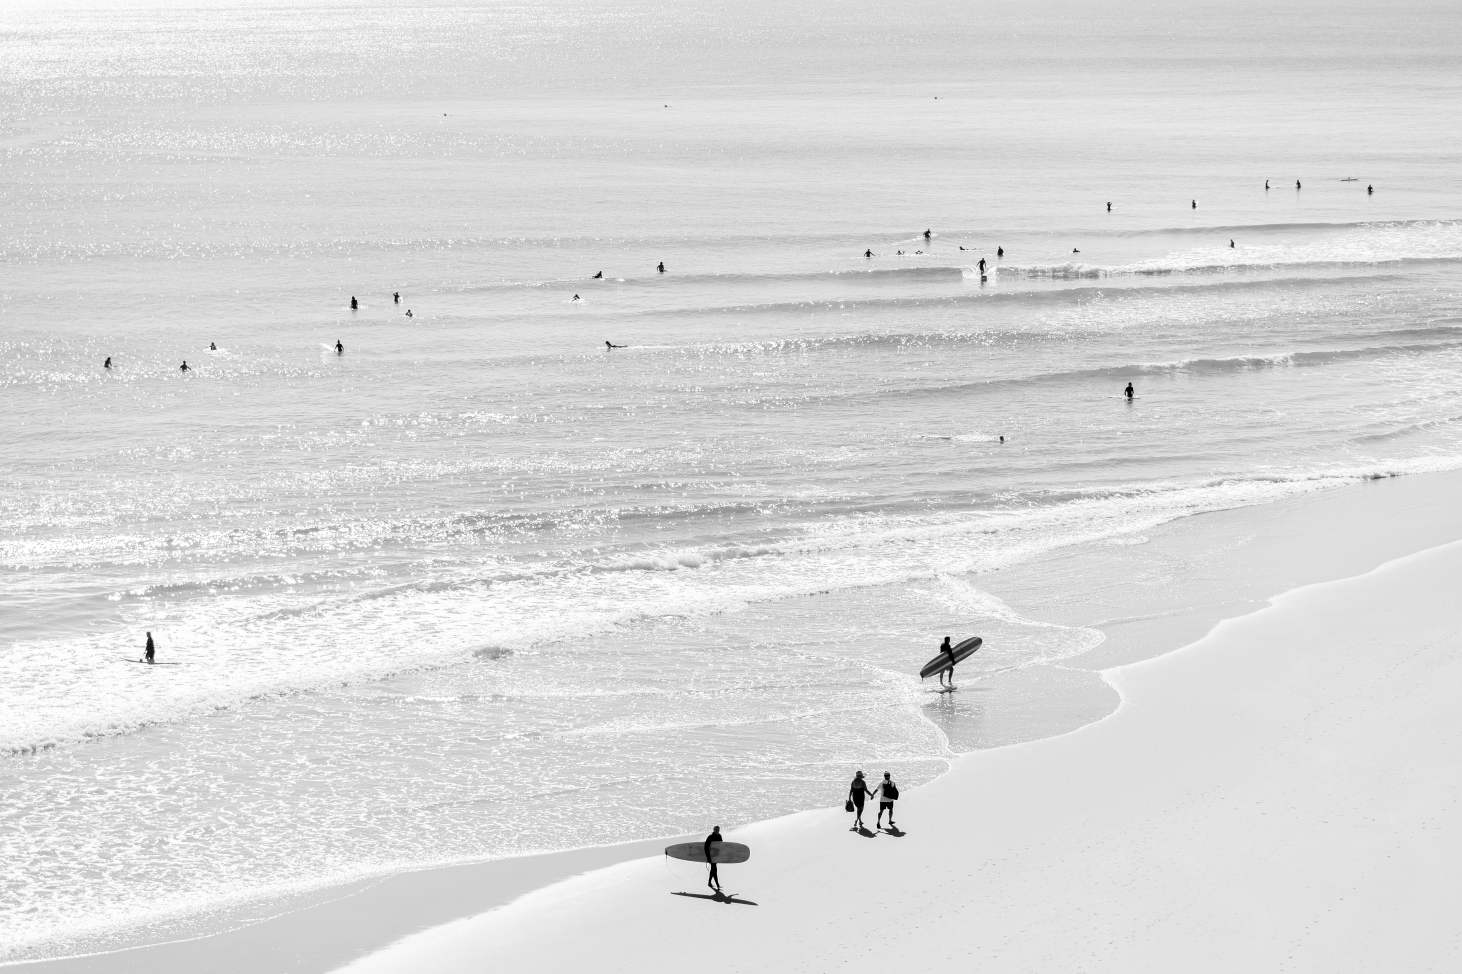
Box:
left=936, top=636, right=957, bottom=687
left=1125, top=382, right=1135, bottom=400
left=704, top=825, right=724, bottom=892
left=144, top=632, right=155, bottom=664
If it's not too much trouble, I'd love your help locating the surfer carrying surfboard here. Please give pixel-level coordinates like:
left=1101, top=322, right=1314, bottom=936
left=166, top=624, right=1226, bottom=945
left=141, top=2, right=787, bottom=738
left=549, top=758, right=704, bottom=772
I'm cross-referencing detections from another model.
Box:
left=937, top=636, right=955, bottom=687
left=704, top=826, right=724, bottom=892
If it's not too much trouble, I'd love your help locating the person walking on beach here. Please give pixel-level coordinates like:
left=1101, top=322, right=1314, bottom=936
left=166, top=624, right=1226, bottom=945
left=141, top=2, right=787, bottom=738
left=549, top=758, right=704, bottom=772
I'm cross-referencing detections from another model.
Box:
left=144, top=632, right=155, bottom=664
left=704, top=825, right=724, bottom=892
left=848, top=771, right=872, bottom=830
left=874, top=772, right=899, bottom=830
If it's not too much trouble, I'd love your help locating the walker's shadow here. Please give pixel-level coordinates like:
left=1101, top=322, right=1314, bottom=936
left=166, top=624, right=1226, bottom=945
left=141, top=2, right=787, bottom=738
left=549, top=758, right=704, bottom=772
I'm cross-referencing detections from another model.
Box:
left=672, top=891, right=758, bottom=906
left=851, top=825, right=877, bottom=838
left=879, top=826, right=907, bottom=837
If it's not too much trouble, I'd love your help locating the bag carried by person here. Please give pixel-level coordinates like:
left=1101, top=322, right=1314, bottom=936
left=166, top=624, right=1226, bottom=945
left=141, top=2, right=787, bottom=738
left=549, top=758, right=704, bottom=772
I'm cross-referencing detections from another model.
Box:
left=844, top=799, right=855, bottom=812
left=886, top=783, right=899, bottom=800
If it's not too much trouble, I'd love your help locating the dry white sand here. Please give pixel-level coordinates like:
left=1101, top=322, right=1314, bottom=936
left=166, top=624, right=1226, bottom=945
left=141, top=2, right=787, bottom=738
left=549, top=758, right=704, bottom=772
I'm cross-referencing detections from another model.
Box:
left=338, top=539, right=1462, bottom=973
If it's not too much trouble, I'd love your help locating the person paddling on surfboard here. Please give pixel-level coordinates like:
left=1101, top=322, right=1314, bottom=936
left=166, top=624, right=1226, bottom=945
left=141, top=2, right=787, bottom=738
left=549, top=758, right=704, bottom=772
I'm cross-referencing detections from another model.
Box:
left=704, top=826, right=724, bottom=893
left=937, top=636, right=956, bottom=687
left=144, top=631, right=155, bottom=664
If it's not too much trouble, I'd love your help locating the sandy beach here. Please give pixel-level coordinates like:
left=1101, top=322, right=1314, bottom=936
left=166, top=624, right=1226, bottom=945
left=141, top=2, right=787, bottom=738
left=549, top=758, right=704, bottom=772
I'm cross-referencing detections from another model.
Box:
left=337, top=526, right=1462, bottom=972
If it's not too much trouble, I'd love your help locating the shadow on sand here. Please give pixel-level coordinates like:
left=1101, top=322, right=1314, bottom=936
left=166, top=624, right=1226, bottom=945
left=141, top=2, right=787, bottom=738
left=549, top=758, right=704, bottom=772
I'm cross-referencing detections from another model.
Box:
left=849, top=825, right=877, bottom=838
left=878, top=825, right=906, bottom=837
left=672, top=891, right=758, bottom=906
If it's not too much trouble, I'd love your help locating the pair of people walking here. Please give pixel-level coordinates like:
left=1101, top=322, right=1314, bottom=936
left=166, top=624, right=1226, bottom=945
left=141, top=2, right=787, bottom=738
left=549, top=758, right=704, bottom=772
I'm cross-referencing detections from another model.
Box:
left=847, top=770, right=898, bottom=831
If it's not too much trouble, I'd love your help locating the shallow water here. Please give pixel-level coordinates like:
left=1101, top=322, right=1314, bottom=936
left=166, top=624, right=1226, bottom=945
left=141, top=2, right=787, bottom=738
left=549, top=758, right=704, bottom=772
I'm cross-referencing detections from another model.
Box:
left=3, top=0, right=1462, bottom=960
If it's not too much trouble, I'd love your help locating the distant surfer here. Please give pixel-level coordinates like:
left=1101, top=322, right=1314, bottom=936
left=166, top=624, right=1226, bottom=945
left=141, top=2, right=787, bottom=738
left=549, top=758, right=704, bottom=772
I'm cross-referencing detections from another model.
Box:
left=1265, top=180, right=1270, bottom=190
left=848, top=771, right=872, bottom=831
left=874, top=772, right=898, bottom=830
left=704, top=826, right=724, bottom=892
left=209, top=342, right=217, bottom=350
left=657, top=262, right=665, bottom=273
left=1368, top=184, right=1374, bottom=195
left=997, top=246, right=1003, bottom=258
left=977, top=257, right=986, bottom=273
left=999, top=435, right=1004, bottom=443
left=104, top=357, right=112, bottom=369
left=335, top=340, right=344, bottom=354
left=144, top=632, right=155, bottom=664
left=405, top=309, right=413, bottom=317
left=1073, top=248, right=1080, bottom=253
left=1191, top=200, right=1197, bottom=209
left=1106, top=202, right=1111, bottom=212
left=1230, top=239, right=1235, bottom=248
left=572, top=294, right=581, bottom=301
left=1296, top=179, right=1301, bottom=190
left=606, top=340, right=625, bottom=349
left=593, top=271, right=603, bottom=279
left=865, top=249, right=873, bottom=258
left=936, top=636, right=956, bottom=687
left=350, top=296, right=358, bottom=310
left=393, top=291, right=400, bottom=303
left=923, top=229, right=931, bottom=240
left=179, top=361, right=191, bottom=372
left=1125, top=382, right=1134, bottom=400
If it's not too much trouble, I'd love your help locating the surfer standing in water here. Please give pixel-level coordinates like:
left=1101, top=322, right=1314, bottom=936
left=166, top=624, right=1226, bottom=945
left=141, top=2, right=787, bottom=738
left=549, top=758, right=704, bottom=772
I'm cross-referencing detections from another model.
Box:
left=1125, top=382, right=1135, bottom=400
left=848, top=771, right=872, bottom=831
left=704, top=825, right=724, bottom=892
left=144, top=632, right=155, bottom=664
left=937, top=636, right=956, bottom=687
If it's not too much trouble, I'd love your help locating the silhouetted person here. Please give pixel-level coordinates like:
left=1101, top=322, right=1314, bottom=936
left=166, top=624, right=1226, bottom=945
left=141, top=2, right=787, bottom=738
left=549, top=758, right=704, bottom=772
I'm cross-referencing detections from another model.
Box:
left=104, top=357, right=112, bottom=369
left=350, top=296, right=358, bottom=310
left=1368, top=184, right=1374, bottom=195
left=179, top=361, right=190, bottom=372
left=1230, top=239, right=1235, bottom=248
left=593, top=271, right=603, bottom=279
left=1296, top=180, right=1301, bottom=189
left=865, top=249, right=873, bottom=258
left=923, top=229, right=931, bottom=239
left=336, top=340, right=344, bottom=354
left=704, top=826, right=724, bottom=892
left=1125, top=382, right=1134, bottom=400
left=875, top=772, right=898, bottom=830
left=1107, top=202, right=1111, bottom=212
left=144, top=632, right=155, bottom=664
left=572, top=294, right=581, bottom=301
left=848, top=771, right=871, bottom=830
left=1073, top=248, right=1080, bottom=253
left=997, top=246, right=1003, bottom=258
left=405, top=310, right=413, bottom=317
left=657, top=262, right=665, bottom=273
left=977, top=257, right=986, bottom=273
left=209, top=342, right=216, bottom=350
left=936, top=636, right=956, bottom=687
left=393, top=291, right=400, bottom=303
left=1266, top=180, right=1270, bottom=190
left=999, top=435, right=1005, bottom=443
left=1191, top=200, right=1197, bottom=209
left=606, top=340, right=626, bottom=349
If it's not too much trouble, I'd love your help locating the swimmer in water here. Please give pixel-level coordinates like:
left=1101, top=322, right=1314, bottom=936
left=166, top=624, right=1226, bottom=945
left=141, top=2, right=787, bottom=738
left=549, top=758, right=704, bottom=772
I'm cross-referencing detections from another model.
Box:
left=923, top=229, right=931, bottom=239
left=180, top=361, right=191, bottom=372
left=104, top=356, right=112, bottom=369
left=393, top=291, right=400, bottom=303
left=896, top=250, right=905, bottom=256
left=350, top=296, right=358, bottom=310
left=1230, top=239, right=1235, bottom=248
left=1125, top=382, right=1134, bottom=400
left=1073, top=248, right=1080, bottom=253
left=997, top=246, right=1003, bottom=258
left=336, top=340, right=343, bottom=354
left=999, top=435, right=1004, bottom=443
left=865, top=249, right=873, bottom=258
left=209, top=342, right=217, bottom=350
left=606, top=340, right=625, bottom=349
left=572, top=294, right=581, bottom=301
left=593, top=271, right=603, bottom=279
left=405, top=309, right=413, bottom=317
left=657, top=262, right=665, bottom=273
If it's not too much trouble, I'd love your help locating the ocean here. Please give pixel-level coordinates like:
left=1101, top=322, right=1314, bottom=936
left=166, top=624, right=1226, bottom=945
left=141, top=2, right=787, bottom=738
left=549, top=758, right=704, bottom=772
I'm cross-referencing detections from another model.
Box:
left=3, top=0, right=1461, bottom=961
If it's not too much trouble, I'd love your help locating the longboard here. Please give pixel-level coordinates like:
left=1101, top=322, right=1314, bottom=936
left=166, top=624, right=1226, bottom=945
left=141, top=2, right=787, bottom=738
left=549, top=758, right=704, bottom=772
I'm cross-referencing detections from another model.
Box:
left=665, top=842, right=751, bottom=864
left=919, top=636, right=981, bottom=679
left=125, top=658, right=180, bottom=665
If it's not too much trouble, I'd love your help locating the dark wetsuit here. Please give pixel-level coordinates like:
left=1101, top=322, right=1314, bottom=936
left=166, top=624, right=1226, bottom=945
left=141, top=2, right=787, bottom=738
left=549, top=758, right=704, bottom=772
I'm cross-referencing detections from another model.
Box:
left=145, top=635, right=155, bottom=664
left=704, top=831, right=723, bottom=890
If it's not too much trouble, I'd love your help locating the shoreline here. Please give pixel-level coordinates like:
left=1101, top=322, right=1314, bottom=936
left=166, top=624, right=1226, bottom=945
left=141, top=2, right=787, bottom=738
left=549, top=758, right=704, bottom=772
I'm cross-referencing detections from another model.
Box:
left=14, top=466, right=1462, bottom=973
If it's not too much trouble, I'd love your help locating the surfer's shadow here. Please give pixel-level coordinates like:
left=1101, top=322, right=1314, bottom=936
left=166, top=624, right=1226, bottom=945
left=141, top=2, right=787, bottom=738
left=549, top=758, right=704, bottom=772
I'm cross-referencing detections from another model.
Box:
left=671, top=891, right=758, bottom=906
